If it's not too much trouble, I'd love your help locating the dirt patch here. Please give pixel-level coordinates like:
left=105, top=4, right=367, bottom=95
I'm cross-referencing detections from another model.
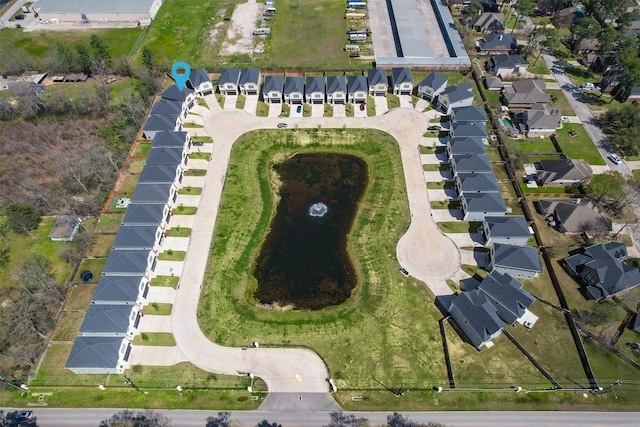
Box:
left=221, top=1, right=265, bottom=55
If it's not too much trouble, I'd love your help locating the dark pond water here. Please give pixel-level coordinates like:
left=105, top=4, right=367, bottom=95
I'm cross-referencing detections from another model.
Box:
left=253, top=152, right=368, bottom=310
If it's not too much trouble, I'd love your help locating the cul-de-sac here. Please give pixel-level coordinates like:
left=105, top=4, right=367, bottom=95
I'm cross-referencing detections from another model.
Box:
left=1, top=0, right=640, bottom=426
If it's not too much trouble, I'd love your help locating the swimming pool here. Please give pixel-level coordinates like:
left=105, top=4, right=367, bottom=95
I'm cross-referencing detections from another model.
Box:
left=502, top=118, right=513, bottom=129
left=577, top=5, right=585, bottom=14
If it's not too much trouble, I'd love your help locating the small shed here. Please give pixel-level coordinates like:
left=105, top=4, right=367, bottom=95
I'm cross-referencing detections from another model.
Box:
left=49, top=217, right=82, bottom=242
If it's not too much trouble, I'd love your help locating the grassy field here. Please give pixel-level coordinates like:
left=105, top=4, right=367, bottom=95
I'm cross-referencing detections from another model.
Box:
left=505, top=137, right=557, bottom=154
left=548, top=89, right=575, bottom=116
left=268, top=0, right=352, bottom=69
left=555, top=124, right=606, bottom=165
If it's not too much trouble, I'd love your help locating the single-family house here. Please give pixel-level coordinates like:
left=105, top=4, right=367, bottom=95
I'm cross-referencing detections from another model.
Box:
left=534, top=158, right=593, bottom=187
left=239, top=68, right=261, bottom=96
left=187, top=68, right=213, bottom=96
left=284, top=76, right=305, bottom=104
left=438, top=83, right=475, bottom=114
left=327, top=75, right=347, bottom=104
left=121, top=203, right=171, bottom=228
left=262, top=75, right=284, bottom=103
left=460, top=192, right=508, bottom=221
left=512, top=104, right=561, bottom=137
left=446, top=137, right=486, bottom=158
left=477, top=271, right=538, bottom=328
left=449, top=122, right=489, bottom=142
left=448, top=290, right=505, bottom=350
left=486, top=54, right=528, bottom=78
left=130, top=182, right=178, bottom=206
left=451, top=106, right=487, bottom=124
left=348, top=75, right=368, bottom=104
left=484, top=77, right=503, bottom=91
left=102, top=249, right=157, bottom=277
left=482, top=216, right=531, bottom=246
left=150, top=100, right=186, bottom=120
left=79, top=304, right=141, bottom=338
left=305, top=76, right=325, bottom=104
left=145, top=147, right=188, bottom=169
left=49, top=216, right=82, bottom=242
left=612, top=84, right=640, bottom=103
left=474, top=12, right=505, bottom=33
left=417, top=72, right=448, bottom=102
left=152, top=131, right=191, bottom=150
left=217, top=68, right=241, bottom=95
left=112, top=225, right=164, bottom=252
left=478, top=33, right=518, bottom=55
left=139, top=164, right=184, bottom=186
left=450, top=153, right=493, bottom=175
left=600, top=66, right=625, bottom=93
left=92, top=276, right=150, bottom=306
left=367, top=68, right=388, bottom=96
left=161, top=85, right=195, bottom=111
left=502, top=80, right=550, bottom=108
left=65, top=336, right=131, bottom=374
left=489, top=243, right=541, bottom=280
left=536, top=199, right=611, bottom=234
left=455, top=172, right=500, bottom=196
left=391, top=67, right=413, bottom=95
left=564, top=242, right=640, bottom=301
left=142, top=115, right=181, bottom=140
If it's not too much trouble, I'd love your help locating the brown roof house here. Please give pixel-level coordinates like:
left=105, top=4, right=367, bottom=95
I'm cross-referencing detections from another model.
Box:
left=512, top=104, right=561, bottom=137
left=534, top=158, right=593, bottom=187
left=478, top=33, right=517, bottom=55
left=474, top=12, right=505, bottom=33
left=502, top=80, right=550, bottom=109
left=536, top=199, right=611, bottom=234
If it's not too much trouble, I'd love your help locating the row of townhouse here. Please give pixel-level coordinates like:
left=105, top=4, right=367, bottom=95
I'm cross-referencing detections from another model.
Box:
left=64, top=75, right=208, bottom=374
left=217, top=67, right=414, bottom=104
left=441, top=102, right=541, bottom=350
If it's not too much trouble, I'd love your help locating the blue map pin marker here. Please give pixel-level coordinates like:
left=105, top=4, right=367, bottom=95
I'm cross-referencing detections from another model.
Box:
left=171, top=61, right=190, bottom=91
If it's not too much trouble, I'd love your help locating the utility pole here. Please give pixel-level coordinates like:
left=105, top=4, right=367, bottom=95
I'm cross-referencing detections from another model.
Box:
left=123, top=375, right=142, bottom=392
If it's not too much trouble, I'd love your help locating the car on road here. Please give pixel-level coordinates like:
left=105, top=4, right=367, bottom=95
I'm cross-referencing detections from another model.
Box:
left=579, top=83, right=595, bottom=90
left=296, top=105, right=302, bottom=113
left=14, top=14, right=25, bottom=20
left=15, top=411, right=33, bottom=420
left=360, top=103, right=365, bottom=111
left=427, top=125, right=441, bottom=131
left=561, top=116, right=571, bottom=123
left=277, top=123, right=288, bottom=128
left=399, top=268, right=409, bottom=277
left=608, top=154, right=622, bottom=165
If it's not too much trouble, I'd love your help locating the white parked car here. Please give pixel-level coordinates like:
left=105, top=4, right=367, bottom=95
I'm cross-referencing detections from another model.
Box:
left=561, top=116, right=571, bottom=123
left=608, top=154, right=622, bottom=165
left=253, top=48, right=264, bottom=54
left=579, top=83, right=595, bottom=90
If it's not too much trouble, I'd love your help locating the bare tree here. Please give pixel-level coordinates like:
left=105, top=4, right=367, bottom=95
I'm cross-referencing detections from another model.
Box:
left=99, top=410, right=171, bottom=427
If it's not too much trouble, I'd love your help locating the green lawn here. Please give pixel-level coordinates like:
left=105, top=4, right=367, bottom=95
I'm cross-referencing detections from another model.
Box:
left=65, top=284, right=96, bottom=310
left=132, top=142, right=152, bottom=157
left=150, top=275, right=180, bottom=288
left=555, top=124, right=606, bottom=165
left=192, top=136, right=212, bottom=143
left=164, top=226, right=192, bottom=237
left=86, top=234, right=116, bottom=257
left=52, top=311, right=85, bottom=342
left=178, top=186, right=202, bottom=195
left=132, top=333, right=176, bottom=346
left=143, top=303, right=173, bottom=315
left=505, top=137, right=557, bottom=154
left=437, top=222, right=482, bottom=233
left=548, top=89, right=575, bottom=116
left=268, top=0, right=351, bottom=69
left=74, top=258, right=106, bottom=282
left=158, top=250, right=186, bottom=261
left=184, top=169, right=207, bottom=176
left=95, top=213, right=124, bottom=233
left=172, top=205, right=197, bottom=215
left=0, top=217, right=74, bottom=288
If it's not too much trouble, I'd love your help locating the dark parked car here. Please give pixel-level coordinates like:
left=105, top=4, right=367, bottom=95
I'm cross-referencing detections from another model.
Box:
left=277, top=123, right=288, bottom=128
left=427, top=125, right=441, bottom=131
left=15, top=14, right=26, bottom=20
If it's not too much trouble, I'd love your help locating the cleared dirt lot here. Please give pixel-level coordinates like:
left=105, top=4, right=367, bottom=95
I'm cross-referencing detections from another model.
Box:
left=221, top=0, right=264, bottom=55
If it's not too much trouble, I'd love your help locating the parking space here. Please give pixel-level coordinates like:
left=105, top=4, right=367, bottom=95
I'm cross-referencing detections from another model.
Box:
left=427, top=188, right=457, bottom=201
left=423, top=170, right=452, bottom=182
left=244, top=95, right=259, bottom=115
left=419, top=136, right=444, bottom=147
left=174, top=194, right=201, bottom=206
left=223, top=95, right=237, bottom=109
left=354, top=103, right=367, bottom=118
left=181, top=176, right=206, bottom=187
left=268, top=103, right=283, bottom=117
left=311, top=103, right=324, bottom=117
left=420, top=153, right=446, bottom=164
left=446, top=232, right=485, bottom=248
left=167, top=214, right=195, bottom=229
left=333, top=104, right=346, bottom=118
left=161, top=236, right=190, bottom=251
left=399, top=95, right=413, bottom=108
left=374, top=96, right=388, bottom=115
left=431, top=208, right=462, bottom=222
left=289, top=104, right=303, bottom=118
left=138, top=314, right=173, bottom=333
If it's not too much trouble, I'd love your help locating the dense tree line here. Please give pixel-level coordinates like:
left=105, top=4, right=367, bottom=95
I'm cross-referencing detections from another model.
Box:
left=599, top=105, right=640, bottom=157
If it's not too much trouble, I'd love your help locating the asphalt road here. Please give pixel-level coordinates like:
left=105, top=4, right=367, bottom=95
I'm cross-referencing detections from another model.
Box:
left=17, top=407, right=640, bottom=427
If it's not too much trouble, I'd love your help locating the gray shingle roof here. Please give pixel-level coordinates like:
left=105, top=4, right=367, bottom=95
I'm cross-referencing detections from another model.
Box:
left=440, top=83, right=474, bottom=104
left=450, top=122, right=489, bottom=138
left=478, top=271, right=535, bottom=325
left=92, top=276, right=146, bottom=304
left=262, top=75, right=284, bottom=93
left=143, top=115, right=179, bottom=132
left=484, top=216, right=530, bottom=239
left=131, top=183, right=174, bottom=204
left=239, top=68, right=260, bottom=86
left=152, top=131, right=189, bottom=148
left=367, top=68, right=387, bottom=86
left=122, top=204, right=166, bottom=226
left=565, top=243, right=640, bottom=301
left=112, top=226, right=159, bottom=250
left=305, top=76, right=325, bottom=95
left=79, top=304, right=137, bottom=335
left=347, top=75, right=368, bottom=94
left=489, top=54, right=528, bottom=70
left=462, top=192, right=508, bottom=213
left=452, top=153, right=493, bottom=173
left=452, top=106, right=487, bottom=123
left=139, top=164, right=181, bottom=184
left=284, top=76, right=304, bottom=95
left=161, top=85, right=194, bottom=103
left=447, top=138, right=486, bottom=155
left=536, top=159, right=593, bottom=185
left=492, top=244, right=541, bottom=274
left=150, top=100, right=183, bottom=116
left=327, top=75, right=346, bottom=94
left=448, top=290, right=505, bottom=350
left=145, top=147, right=184, bottom=166
left=537, top=199, right=610, bottom=234
left=391, top=67, right=413, bottom=85
left=456, top=172, right=500, bottom=193
left=103, top=249, right=153, bottom=276
left=479, top=33, right=517, bottom=51
left=65, top=336, right=128, bottom=371
left=218, top=68, right=241, bottom=86
left=188, top=68, right=211, bottom=87
left=419, top=72, right=448, bottom=90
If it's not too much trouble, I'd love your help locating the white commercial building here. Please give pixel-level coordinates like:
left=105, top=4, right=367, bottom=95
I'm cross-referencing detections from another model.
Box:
left=34, top=0, right=164, bottom=23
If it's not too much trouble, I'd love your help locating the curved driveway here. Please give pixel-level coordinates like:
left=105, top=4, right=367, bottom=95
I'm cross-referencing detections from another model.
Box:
left=166, top=103, right=460, bottom=400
